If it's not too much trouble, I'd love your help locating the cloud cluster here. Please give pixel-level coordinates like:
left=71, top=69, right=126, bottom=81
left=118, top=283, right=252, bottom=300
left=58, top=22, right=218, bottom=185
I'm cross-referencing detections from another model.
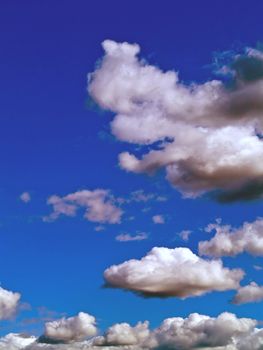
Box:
left=232, top=282, right=263, bottom=305
left=2, top=312, right=263, bottom=350
left=0, top=286, right=21, bottom=320
left=199, top=218, right=263, bottom=257
left=88, top=40, right=263, bottom=200
left=43, top=312, right=97, bottom=343
left=44, top=189, right=123, bottom=224
left=104, top=247, right=243, bottom=298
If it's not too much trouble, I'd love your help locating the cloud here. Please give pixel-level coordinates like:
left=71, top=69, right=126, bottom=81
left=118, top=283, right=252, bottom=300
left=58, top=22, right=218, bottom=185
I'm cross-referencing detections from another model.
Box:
left=103, top=247, right=244, bottom=298
left=151, top=312, right=256, bottom=350
left=232, top=282, right=263, bottom=305
left=0, top=286, right=21, bottom=320
left=2, top=312, right=263, bottom=350
left=88, top=40, right=263, bottom=200
left=178, top=229, right=192, bottom=241
left=44, top=189, right=123, bottom=224
left=43, top=312, right=97, bottom=343
left=0, top=333, right=36, bottom=350
left=199, top=218, right=263, bottom=257
left=115, top=232, right=148, bottom=242
left=20, top=192, right=31, bottom=203
left=93, top=321, right=150, bottom=347
left=152, top=215, right=165, bottom=224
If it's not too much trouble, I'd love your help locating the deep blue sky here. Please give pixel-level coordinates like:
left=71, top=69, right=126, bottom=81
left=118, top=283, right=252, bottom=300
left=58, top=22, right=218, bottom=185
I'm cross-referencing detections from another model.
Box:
left=0, top=0, right=263, bottom=336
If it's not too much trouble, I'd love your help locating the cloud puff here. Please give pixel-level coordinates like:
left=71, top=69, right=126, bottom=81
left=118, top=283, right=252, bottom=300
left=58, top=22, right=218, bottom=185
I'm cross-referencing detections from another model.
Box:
left=152, top=215, right=165, bottom=224
left=44, top=189, right=123, bottom=224
left=4, top=312, right=263, bottom=350
left=43, top=312, right=97, bottom=343
left=93, top=321, right=150, bottom=347
left=115, top=232, right=148, bottom=242
left=199, top=218, right=263, bottom=257
left=20, top=192, right=31, bottom=203
left=104, top=247, right=244, bottom=298
left=0, top=286, right=21, bottom=320
left=232, top=282, right=263, bottom=305
left=88, top=40, right=263, bottom=200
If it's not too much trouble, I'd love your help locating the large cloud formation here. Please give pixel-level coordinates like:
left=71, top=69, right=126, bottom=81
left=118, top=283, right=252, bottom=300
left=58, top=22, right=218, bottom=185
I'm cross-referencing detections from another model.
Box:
left=0, top=286, right=21, bottom=320
left=44, top=189, right=123, bottom=224
left=43, top=312, right=97, bottom=343
left=88, top=40, right=263, bottom=200
left=199, top=218, right=263, bottom=257
left=103, top=247, right=244, bottom=298
left=2, top=312, right=263, bottom=350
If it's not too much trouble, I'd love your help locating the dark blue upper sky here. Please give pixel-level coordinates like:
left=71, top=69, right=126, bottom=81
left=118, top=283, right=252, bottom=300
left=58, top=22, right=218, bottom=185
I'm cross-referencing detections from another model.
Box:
left=0, top=0, right=263, bottom=337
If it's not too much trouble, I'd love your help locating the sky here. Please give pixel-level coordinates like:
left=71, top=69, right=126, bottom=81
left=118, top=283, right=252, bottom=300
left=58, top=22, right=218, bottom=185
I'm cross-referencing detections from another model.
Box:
left=0, top=1, right=263, bottom=349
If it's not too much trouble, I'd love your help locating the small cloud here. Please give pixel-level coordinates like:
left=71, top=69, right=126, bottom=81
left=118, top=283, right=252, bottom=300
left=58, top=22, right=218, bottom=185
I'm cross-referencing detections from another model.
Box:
left=20, top=192, right=31, bottom=203
left=94, top=225, right=105, bottom=232
left=178, top=230, right=192, bottom=241
left=115, top=232, right=148, bottom=242
left=254, top=265, right=263, bottom=271
left=152, top=215, right=165, bottom=224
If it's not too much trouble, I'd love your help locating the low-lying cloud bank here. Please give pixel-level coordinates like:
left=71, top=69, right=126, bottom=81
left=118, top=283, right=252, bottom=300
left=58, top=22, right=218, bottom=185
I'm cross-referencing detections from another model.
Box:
left=1, top=311, right=263, bottom=349
left=199, top=217, right=263, bottom=257
left=104, top=247, right=244, bottom=298
left=88, top=40, right=263, bottom=201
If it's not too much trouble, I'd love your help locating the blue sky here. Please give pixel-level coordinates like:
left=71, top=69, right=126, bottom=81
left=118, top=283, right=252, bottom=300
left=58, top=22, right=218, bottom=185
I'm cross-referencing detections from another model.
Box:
left=0, top=0, right=263, bottom=347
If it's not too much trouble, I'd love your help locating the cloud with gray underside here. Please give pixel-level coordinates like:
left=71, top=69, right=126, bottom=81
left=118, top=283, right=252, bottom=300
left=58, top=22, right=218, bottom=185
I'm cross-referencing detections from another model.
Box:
left=88, top=41, right=263, bottom=201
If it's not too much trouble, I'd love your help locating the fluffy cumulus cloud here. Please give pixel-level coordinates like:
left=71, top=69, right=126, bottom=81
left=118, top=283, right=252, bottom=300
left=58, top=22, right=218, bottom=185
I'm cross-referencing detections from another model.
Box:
left=2, top=312, right=263, bottom=350
left=0, top=286, right=21, bottom=320
left=93, top=321, right=151, bottom=347
left=43, top=312, right=97, bottom=343
left=88, top=40, right=263, bottom=200
left=103, top=247, right=244, bottom=298
left=232, top=282, right=263, bottom=305
left=199, top=218, right=263, bottom=257
left=44, top=189, right=123, bottom=224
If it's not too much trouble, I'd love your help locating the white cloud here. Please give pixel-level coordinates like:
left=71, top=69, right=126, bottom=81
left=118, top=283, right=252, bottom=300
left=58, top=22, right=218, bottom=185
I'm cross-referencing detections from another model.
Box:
left=152, top=215, right=165, bottom=224
left=199, top=218, right=263, bottom=257
left=20, top=192, right=31, bottom=203
left=88, top=40, right=263, bottom=200
left=0, top=333, right=36, bottom=350
left=104, top=247, right=244, bottom=298
left=10, top=312, right=263, bottom=350
left=115, top=232, right=148, bottom=242
left=44, top=312, right=97, bottom=343
left=232, top=282, right=263, bottom=305
left=44, top=189, right=123, bottom=224
left=0, top=286, right=21, bottom=320
left=93, top=321, right=150, bottom=346
left=151, top=312, right=256, bottom=350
